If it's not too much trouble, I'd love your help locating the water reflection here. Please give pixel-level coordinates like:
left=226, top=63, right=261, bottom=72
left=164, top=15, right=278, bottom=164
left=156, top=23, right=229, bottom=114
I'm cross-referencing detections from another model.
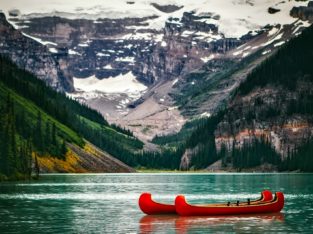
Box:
left=139, top=215, right=178, bottom=233
left=139, top=213, right=284, bottom=233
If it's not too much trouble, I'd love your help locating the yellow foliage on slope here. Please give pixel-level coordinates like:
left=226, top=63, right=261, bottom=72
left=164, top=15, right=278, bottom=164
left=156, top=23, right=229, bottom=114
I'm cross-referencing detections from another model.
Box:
left=84, top=143, right=100, bottom=157
left=36, top=149, right=87, bottom=173
left=34, top=141, right=135, bottom=173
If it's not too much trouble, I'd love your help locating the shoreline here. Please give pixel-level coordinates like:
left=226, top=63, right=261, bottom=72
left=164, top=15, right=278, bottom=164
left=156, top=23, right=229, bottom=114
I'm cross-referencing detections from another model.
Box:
left=29, top=170, right=307, bottom=174
left=1, top=170, right=308, bottom=181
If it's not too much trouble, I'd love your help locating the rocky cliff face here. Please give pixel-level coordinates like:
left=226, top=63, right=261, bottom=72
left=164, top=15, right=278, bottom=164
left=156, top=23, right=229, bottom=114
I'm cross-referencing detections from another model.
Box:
left=179, top=20, right=313, bottom=170
left=0, top=13, right=72, bottom=92
left=172, top=20, right=310, bottom=118
left=213, top=23, right=313, bottom=162
left=290, top=1, right=313, bottom=21
left=137, top=12, right=245, bottom=85
left=17, top=15, right=159, bottom=82
left=215, top=86, right=313, bottom=158
left=12, top=11, right=244, bottom=86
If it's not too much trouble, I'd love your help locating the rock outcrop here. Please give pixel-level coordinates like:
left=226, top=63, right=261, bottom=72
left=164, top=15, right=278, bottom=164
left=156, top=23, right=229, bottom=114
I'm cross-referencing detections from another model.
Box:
left=268, top=7, right=281, bottom=14
left=179, top=148, right=195, bottom=170
left=290, top=1, right=313, bottom=21
left=0, top=13, right=73, bottom=92
left=151, top=3, right=183, bottom=13
left=215, top=85, right=313, bottom=159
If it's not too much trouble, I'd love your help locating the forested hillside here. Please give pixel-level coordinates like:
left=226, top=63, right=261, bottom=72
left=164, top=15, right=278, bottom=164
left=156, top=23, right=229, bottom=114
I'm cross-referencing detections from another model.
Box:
left=0, top=55, right=199, bottom=175
left=232, top=23, right=313, bottom=171
left=192, top=23, right=313, bottom=171
left=149, top=24, right=313, bottom=172
left=0, top=56, right=143, bottom=179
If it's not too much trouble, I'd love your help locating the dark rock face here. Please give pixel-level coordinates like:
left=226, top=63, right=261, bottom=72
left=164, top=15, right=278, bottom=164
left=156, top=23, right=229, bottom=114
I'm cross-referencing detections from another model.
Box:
left=215, top=85, right=313, bottom=158
left=290, top=2, right=313, bottom=21
left=268, top=7, right=281, bottom=14
left=151, top=3, right=184, bottom=13
left=18, top=15, right=159, bottom=83
left=0, top=13, right=73, bottom=91
left=181, top=12, right=219, bottom=33
left=8, top=9, right=21, bottom=17
left=136, top=11, right=244, bottom=84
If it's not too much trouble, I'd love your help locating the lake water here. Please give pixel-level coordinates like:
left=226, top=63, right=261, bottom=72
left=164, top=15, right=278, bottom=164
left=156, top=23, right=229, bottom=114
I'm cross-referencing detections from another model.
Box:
left=0, top=173, right=313, bottom=233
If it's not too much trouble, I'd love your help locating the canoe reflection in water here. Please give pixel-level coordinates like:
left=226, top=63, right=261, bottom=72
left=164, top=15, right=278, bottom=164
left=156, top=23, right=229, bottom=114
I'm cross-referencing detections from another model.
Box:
left=139, top=213, right=284, bottom=233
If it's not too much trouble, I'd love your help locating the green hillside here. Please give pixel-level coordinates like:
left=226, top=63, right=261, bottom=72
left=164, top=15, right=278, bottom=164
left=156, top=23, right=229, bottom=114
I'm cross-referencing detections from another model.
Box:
left=0, top=56, right=143, bottom=179
left=234, top=24, right=313, bottom=171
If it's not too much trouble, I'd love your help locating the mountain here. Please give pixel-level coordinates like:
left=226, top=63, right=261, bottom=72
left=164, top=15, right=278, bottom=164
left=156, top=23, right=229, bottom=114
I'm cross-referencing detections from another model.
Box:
left=216, top=22, right=313, bottom=171
left=176, top=23, right=313, bottom=172
left=1, top=0, right=312, bottom=142
left=0, top=56, right=139, bottom=179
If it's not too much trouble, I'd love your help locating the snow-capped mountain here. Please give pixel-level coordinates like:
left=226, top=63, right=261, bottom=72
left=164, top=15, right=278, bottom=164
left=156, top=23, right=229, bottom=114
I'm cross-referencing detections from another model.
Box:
left=2, top=0, right=309, bottom=37
left=0, top=0, right=312, bottom=140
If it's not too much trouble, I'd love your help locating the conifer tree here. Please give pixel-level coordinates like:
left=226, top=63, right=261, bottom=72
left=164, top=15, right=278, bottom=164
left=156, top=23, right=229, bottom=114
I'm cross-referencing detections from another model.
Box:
left=35, top=111, right=43, bottom=152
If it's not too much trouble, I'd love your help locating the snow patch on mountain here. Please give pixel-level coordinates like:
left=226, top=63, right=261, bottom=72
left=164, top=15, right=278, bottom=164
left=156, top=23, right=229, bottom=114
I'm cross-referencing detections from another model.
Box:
left=68, top=49, right=80, bottom=55
left=21, top=32, right=57, bottom=46
left=262, top=49, right=271, bottom=55
left=274, top=41, right=285, bottom=47
left=261, top=32, right=284, bottom=47
left=115, top=57, right=135, bottom=63
left=172, top=78, right=179, bottom=86
left=1, top=0, right=309, bottom=38
left=201, top=54, right=215, bottom=63
left=200, top=112, right=211, bottom=118
left=49, top=48, right=58, bottom=53
left=73, top=72, right=147, bottom=94
left=103, top=64, right=113, bottom=69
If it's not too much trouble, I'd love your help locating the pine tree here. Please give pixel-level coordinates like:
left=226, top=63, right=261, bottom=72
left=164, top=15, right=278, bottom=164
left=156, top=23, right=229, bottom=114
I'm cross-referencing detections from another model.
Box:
left=60, top=140, right=67, bottom=159
left=34, top=155, right=40, bottom=179
left=52, top=122, right=57, bottom=146
left=44, top=121, right=51, bottom=147
left=35, top=111, right=43, bottom=152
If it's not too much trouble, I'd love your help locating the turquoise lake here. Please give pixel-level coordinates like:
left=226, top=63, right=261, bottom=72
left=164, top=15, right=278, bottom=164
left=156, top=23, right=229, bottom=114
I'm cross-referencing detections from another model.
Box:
left=1, top=173, right=313, bottom=233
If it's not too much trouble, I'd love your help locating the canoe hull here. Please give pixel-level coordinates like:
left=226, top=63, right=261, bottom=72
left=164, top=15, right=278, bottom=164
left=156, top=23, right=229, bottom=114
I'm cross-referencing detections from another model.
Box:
left=175, top=192, right=284, bottom=216
left=139, top=193, right=176, bottom=215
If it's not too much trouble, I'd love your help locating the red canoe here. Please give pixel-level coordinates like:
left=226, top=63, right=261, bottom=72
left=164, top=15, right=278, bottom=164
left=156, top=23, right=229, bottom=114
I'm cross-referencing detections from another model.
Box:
left=139, top=190, right=273, bottom=215
left=175, top=192, right=284, bottom=216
